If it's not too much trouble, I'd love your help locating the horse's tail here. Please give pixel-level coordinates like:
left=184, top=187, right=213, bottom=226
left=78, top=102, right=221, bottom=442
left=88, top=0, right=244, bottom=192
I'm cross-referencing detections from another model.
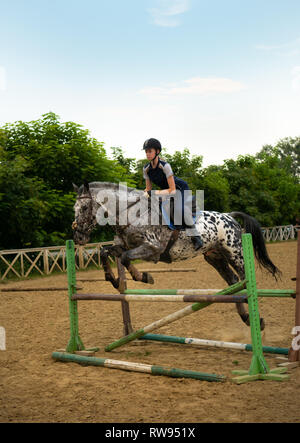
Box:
left=229, top=211, right=281, bottom=279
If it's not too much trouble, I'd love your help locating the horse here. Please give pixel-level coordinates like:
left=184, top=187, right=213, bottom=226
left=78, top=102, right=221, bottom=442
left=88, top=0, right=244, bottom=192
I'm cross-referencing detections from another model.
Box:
left=72, top=181, right=280, bottom=330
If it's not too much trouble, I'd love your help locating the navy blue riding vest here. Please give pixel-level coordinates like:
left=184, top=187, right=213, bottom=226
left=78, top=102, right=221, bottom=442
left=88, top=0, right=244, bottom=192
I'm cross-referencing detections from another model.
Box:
left=143, top=159, right=189, bottom=192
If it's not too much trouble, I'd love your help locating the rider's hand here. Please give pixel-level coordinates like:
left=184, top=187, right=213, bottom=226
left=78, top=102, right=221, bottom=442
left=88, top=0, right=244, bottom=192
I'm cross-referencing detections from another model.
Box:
left=155, top=189, right=176, bottom=196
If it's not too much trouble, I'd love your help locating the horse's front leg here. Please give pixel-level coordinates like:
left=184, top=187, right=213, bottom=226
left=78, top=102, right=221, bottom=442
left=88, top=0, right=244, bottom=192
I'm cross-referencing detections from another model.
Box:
left=100, top=245, right=125, bottom=289
left=120, top=244, right=163, bottom=285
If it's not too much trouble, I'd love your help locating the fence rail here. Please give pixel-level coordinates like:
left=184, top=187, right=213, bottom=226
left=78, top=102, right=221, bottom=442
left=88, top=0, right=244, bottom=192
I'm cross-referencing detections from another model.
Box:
left=0, top=225, right=298, bottom=281
left=262, top=225, right=297, bottom=242
left=0, top=241, right=114, bottom=281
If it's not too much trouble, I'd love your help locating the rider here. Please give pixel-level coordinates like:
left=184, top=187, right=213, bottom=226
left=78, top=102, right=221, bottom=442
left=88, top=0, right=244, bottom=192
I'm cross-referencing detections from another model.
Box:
left=142, top=138, right=203, bottom=251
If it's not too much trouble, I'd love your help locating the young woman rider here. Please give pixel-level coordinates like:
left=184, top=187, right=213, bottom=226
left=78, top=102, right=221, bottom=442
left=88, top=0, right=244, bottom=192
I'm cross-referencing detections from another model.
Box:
left=142, top=138, right=203, bottom=251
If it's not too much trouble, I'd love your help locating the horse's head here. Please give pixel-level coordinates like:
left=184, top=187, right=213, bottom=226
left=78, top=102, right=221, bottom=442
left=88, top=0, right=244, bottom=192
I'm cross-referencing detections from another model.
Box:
left=72, top=182, right=96, bottom=245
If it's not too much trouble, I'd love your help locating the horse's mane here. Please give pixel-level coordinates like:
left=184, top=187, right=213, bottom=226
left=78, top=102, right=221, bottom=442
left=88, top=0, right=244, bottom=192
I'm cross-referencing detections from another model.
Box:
left=88, top=181, right=143, bottom=196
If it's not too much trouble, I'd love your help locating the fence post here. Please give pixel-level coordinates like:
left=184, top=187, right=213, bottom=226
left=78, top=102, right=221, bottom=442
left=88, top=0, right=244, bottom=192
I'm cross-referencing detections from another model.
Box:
left=78, top=246, right=84, bottom=269
left=44, top=249, right=49, bottom=275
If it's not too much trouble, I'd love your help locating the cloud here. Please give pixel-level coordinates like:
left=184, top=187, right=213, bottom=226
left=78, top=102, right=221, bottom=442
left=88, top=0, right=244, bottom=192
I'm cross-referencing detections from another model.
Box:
left=138, top=76, right=246, bottom=97
left=0, top=67, right=6, bottom=91
left=148, top=0, right=190, bottom=27
left=255, top=37, right=300, bottom=56
left=292, top=66, right=300, bottom=91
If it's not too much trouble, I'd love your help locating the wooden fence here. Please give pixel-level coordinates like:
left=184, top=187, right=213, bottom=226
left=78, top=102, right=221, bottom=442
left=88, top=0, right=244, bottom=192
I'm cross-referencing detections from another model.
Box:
left=262, top=225, right=297, bottom=242
left=0, top=241, right=114, bottom=281
left=0, top=225, right=298, bottom=281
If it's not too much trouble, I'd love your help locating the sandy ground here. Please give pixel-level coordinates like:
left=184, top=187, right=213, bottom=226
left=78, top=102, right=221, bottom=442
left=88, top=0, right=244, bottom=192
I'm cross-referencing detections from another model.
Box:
left=0, top=241, right=299, bottom=423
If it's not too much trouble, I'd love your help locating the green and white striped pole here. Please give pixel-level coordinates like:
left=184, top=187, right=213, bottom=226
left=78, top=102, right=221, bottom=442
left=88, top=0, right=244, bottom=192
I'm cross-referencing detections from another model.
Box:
left=125, top=288, right=295, bottom=298
left=52, top=352, right=226, bottom=382
left=140, top=333, right=289, bottom=355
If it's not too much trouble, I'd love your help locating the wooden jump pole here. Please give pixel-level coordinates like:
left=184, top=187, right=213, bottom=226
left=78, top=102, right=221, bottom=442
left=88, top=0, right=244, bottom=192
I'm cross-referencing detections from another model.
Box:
left=104, top=279, right=247, bottom=352
left=71, top=293, right=248, bottom=303
left=52, top=351, right=226, bottom=382
left=0, top=287, right=82, bottom=292
left=124, top=288, right=295, bottom=298
left=140, top=333, right=289, bottom=355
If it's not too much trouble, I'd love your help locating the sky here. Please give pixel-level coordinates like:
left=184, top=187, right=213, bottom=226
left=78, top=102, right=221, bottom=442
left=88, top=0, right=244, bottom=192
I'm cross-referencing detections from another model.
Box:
left=0, top=0, right=300, bottom=167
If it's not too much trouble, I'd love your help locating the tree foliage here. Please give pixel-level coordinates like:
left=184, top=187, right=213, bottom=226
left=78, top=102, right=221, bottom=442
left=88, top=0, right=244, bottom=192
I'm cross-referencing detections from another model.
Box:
left=256, top=136, right=300, bottom=179
left=0, top=113, right=134, bottom=248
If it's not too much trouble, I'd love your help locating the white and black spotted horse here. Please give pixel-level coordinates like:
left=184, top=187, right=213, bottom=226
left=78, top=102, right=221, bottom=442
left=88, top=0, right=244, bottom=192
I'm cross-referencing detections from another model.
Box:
left=72, top=182, right=280, bottom=330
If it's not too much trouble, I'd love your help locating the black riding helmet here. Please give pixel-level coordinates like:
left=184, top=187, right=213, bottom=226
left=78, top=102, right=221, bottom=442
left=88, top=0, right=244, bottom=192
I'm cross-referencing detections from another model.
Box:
left=142, top=138, right=162, bottom=154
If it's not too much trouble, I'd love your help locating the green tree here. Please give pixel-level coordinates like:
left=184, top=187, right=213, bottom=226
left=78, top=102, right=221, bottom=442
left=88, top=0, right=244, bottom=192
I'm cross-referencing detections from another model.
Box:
left=222, top=154, right=300, bottom=226
left=1, top=112, right=133, bottom=191
left=163, top=148, right=203, bottom=192
left=0, top=113, right=134, bottom=248
left=132, top=158, right=149, bottom=190
left=257, top=136, right=300, bottom=179
left=200, top=166, right=230, bottom=212
left=110, top=147, right=137, bottom=177
left=0, top=155, right=65, bottom=248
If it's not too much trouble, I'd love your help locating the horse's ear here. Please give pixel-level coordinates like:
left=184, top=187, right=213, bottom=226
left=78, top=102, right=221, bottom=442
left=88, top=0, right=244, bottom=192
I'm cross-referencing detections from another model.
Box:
left=83, top=180, right=90, bottom=192
left=73, top=183, right=79, bottom=193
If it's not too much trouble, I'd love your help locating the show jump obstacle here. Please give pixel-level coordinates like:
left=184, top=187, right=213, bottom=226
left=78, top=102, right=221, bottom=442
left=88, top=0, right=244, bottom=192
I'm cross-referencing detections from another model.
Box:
left=52, top=233, right=300, bottom=383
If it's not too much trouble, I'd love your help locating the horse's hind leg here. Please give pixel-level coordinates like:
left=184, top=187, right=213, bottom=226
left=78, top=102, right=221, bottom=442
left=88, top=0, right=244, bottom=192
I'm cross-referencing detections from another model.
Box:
left=204, top=252, right=239, bottom=286
left=204, top=252, right=247, bottom=325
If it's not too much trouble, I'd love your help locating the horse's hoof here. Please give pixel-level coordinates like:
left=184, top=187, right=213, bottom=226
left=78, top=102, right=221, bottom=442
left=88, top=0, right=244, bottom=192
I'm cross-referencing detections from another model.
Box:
left=142, top=272, right=154, bottom=284
left=104, top=274, right=120, bottom=290
left=241, top=314, right=265, bottom=330
left=241, top=313, right=250, bottom=326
